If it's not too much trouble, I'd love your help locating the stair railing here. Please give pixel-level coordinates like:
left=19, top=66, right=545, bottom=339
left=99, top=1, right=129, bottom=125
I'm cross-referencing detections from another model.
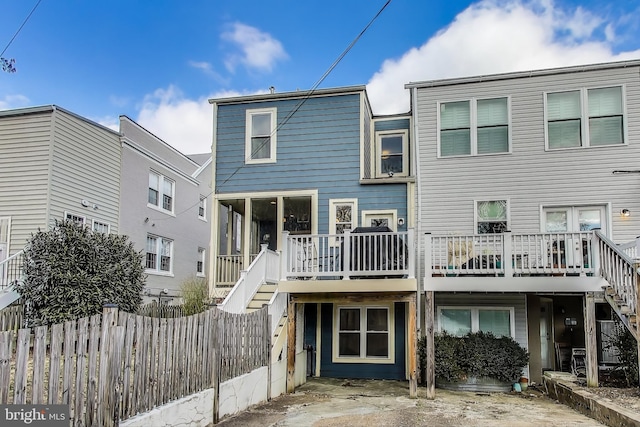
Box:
left=0, top=250, right=24, bottom=291
left=596, top=230, right=637, bottom=319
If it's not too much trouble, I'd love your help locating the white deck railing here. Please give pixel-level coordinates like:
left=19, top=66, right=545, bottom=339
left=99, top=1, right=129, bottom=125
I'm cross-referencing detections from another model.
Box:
left=281, top=229, right=415, bottom=280
left=219, top=246, right=280, bottom=314
left=426, top=231, right=598, bottom=277
left=0, top=250, right=23, bottom=291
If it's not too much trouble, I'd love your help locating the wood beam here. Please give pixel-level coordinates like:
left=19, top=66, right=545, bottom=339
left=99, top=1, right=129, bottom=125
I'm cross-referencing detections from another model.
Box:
left=290, top=292, right=416, bottom=304
left=425, top=291, right=435, bottom=399
left=286, top=298, right=296, bottom=393
left=584, top=292, right=598, bottom=387
left=408, top=294, right=417, bottom=398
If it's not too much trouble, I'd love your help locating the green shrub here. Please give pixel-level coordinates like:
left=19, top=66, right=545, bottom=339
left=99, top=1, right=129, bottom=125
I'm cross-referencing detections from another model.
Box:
left=605, top=319, right=639, bottom=387
left=16, top=220, right=146, bottom=326
left=420, top=331, right=530, bottom=384
left=180, top=276, right=210, bottom=315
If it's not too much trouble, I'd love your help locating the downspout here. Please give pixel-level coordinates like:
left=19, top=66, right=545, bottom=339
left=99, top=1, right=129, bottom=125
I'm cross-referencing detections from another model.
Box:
left=411, top=87, right=423, bottom=337
left=209, top=101, right=219, bottom=299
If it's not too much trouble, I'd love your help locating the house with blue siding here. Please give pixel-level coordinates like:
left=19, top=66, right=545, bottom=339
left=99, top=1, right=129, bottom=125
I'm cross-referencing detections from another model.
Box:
left=209, top=86, right=419, bottom=395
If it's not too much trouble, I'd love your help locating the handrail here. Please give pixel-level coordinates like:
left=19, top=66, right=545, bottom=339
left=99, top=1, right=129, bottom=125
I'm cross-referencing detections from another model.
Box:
left=596, top=230, right=637, bottom=315
left=0, top=250, right=24, bottom=291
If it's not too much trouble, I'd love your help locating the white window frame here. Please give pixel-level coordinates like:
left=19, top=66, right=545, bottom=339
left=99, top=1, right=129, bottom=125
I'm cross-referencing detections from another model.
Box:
left=145, top=234, right=174, bottom=276
left=197, top=247, right=206, bottom=277
left=375, top=130, right=409, bottom=177
left=245, top=107, right=277, bottom=164
left=92, top=220, right=110, bottom=234
left=148, top=171, right=175, bottom=215
left=474, top=199, right=509, bottom=234
left=198, top=195, right=207, bottom=221
left=437, top=96, right=511, bottom=158
left=544, top=85, right=627, bottom=150
left=361, top=209, right=397, bottom=231
left=329, top=199, right=358, bottom=246
left=332, top=304, right=395, bottom=364
left=437, top=306, right=516, bottom=338
left=64, top=211, right=86, bottom=226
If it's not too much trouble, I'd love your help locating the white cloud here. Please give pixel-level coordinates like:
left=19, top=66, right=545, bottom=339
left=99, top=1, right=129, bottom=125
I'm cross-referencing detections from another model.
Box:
left=367, top=0, right=640, bottom=115
left=221, top=22, right=288, bottom=73
left=94, top=115, right=119, bottom=132
left=0, top=94, right=30, bottom=110
left=135, top=85, right=249, bottom=155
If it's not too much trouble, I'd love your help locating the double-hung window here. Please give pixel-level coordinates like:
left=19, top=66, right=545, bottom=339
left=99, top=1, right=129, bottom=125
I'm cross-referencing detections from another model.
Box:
left=438, top=306, right=515, bottom=337
left=439, top=97, right=509, bottom=157
left=148, top=171, right=175, bottom=214
left=146, top=234, right=173, bottom=274
left=334, top=305, right=393, bottom=362
left=197, top=247, right=205, bottom=276
left=245, top=107, right=277, bottom=164
left=376, top=130, right=408, bottom=177
left=546, top=86, right=624, bottom=149
left=476, top=200, right=508, bottom=234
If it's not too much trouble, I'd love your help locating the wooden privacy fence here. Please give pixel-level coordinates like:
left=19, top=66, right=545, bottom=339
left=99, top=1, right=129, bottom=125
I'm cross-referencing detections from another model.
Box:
left=0, top=304, right=24, bottom=331
left=136, top=301, right=186, bottom=318
left=0, top=305, right=271, bottom=427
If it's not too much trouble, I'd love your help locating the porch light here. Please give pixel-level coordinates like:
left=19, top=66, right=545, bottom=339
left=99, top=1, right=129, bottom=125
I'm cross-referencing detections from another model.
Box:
left=621, top=209, right=631, bottom=217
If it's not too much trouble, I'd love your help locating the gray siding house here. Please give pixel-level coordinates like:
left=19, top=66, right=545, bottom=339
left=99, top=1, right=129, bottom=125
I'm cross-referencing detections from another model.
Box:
left=0, top=106, right=121, bottom=258
left=119, top=116, right=212, bottom=301
left=407, top=59, right=640, bottom=393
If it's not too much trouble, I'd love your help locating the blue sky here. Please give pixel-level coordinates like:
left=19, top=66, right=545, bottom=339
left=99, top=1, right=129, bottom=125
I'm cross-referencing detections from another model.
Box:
left=1, top=0, right=639, bottom=154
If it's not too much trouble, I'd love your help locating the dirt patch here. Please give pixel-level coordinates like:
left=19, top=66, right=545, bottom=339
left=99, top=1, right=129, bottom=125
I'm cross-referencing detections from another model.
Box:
left=217, top=378, right=605, bottom=426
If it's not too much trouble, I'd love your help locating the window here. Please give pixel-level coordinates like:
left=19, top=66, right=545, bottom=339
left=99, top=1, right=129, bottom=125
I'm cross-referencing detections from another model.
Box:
left=146, top=234, right=173, bottom=274
left=546, top=86, right=624, bottom=149
left=197, top=247, right=205, bottom=276
left=334, top=305, right=393, bottom=362
left=439, top=97, right=509, bottom=157
left=361, top=210, right=397, bottom=231
left=376, top=130, right=408, bottom=177
left=329, top=199, right=357, bottom=235
left=438, top=306, right=514, bottom=337
left=148, top=171, right=175, bottom=213
left=198, top=195, right=206, bottom=220
left=92, top=220, right=110, bottom=234
left=245, top=107, right=277, bottom=163
left=65, top=212, right=86, bottom=226
left=476, top=200, right=508, bottom=234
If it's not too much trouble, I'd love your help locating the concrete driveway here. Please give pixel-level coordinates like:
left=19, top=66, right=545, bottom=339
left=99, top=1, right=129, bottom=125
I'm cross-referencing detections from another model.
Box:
left=216, top=378, right=604, bottom=426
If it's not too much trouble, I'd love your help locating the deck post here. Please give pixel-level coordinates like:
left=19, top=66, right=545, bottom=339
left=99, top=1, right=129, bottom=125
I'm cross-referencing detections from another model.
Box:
left=503, top=231, right=513, bottom=277
left=342, top=230, right=351, bottom=280
left=584, top=292, right=598, bottom=387
left=424, top=233, right=432, bottom=283
left=407, top=228, right=416, bottom=279
left=635, top=261, right=640, bottom=387
left=408, top=294, right=417, bottom=397
left=281, top=231, right=289, bottom=281
left=425, top=291, right=435, bottom=399
left=286, top=297, right=296, bottom=393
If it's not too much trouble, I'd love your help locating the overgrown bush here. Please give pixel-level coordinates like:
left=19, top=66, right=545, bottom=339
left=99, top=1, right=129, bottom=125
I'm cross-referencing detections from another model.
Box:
left=605, top=319, right=639, bottom=387
left=180, top=276, right=210, bottom=315
left=16, top=220, right=146, bottom=326
left=419, top=331, right=530, bottom=384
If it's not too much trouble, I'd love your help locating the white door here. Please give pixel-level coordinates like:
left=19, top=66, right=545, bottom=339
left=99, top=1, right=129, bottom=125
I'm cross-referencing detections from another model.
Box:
left=539, top=298, right=554, bottom=370
left=542, top=206, right=606, bottom=267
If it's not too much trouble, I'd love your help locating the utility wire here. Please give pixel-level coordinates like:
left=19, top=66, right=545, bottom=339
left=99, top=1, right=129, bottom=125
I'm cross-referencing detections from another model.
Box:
left=1, top=0, right=43, bottom=57
left=150, top=0, right=392, bottom=222
left=216, top=0, right=392, bottom=191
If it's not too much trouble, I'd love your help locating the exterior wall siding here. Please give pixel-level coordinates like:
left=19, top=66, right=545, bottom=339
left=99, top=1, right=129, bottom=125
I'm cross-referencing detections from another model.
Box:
left=0, top=111, right=52, bottom=252
left=414, top=64, right=640, bottom=243
left=215, top=93, right=408, bottom=233
left=49, top=109, right=122, bottom=233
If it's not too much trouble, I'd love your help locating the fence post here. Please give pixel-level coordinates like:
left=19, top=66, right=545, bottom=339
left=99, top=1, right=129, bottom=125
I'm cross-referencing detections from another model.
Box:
left=98, top=304, right=119, bottom=427
left=264, top=305, right=272, bottom=401
left=212, top=309, right=220, bottom=424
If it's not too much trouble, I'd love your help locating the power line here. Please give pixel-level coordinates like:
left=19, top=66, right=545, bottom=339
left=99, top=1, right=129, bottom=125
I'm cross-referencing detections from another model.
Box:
left=216, top=0, right=392, bottom=191
left=1, top=0, right=43, bottom=57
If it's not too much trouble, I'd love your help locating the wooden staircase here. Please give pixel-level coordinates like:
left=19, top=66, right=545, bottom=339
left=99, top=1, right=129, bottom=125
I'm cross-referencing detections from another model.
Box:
left=602, top=285, right=638, bottom=341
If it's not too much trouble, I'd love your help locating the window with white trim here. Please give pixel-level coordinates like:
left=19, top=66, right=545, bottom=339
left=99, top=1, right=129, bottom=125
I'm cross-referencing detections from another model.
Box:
left=376, top=130, right=408, bottom=177
left=148, top=171, right=175, bottom=213
left=334, top=305, right=393, bottom=362
left=198, top=195, right=206, bottom=220
left=439, top=97, right=510, bottom=157
left=245, top=107, right=277, bottom=163
left=92, top=220, right=110, bottom=234
left=146, top=234, right=173, bottom=274
left=546, top=86, right=624, bottom=149
left=197, top=247, right=205, bottom=276
left=65, top=212, right=86, bottom=226
left=329, top=199, right=357, bottom=235
left=438, top=306, right=515, bottom=337
left=476, top=199, right=508, bottom=234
